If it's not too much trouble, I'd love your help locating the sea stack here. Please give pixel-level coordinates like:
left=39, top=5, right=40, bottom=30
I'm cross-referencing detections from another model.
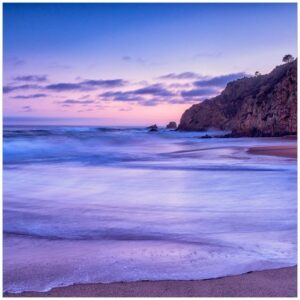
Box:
left=147, top=124, right=158, bottom=132
left=166, top=121, right=177, bottom=129
left=178, top=60, right=297, bottom=137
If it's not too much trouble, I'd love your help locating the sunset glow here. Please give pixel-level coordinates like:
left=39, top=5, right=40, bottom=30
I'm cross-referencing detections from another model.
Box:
left=4, top=3, right=297, bottom=125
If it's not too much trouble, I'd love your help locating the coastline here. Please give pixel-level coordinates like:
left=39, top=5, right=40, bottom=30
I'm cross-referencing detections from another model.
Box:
left=248, top=144, right=297, bottom=158
left=5, top=266, right=297, bottom=297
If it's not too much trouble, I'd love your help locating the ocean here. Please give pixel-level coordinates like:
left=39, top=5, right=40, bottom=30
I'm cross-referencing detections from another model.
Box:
left=3, top=125, right=297, bottom=293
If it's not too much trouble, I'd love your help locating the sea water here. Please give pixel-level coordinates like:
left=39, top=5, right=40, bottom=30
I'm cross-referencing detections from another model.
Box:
left=3, top=126, right=297, bottom=292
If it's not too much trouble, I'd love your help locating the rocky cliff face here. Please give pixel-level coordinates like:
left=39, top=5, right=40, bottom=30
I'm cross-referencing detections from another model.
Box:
left=178, top=60, right=297, bottom=136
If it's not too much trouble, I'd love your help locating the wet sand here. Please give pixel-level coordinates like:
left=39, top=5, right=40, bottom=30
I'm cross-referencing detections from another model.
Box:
left=248, top=145, right=297, bottom=158
left=5, top=140, right=297, bottom=297
left=5, top=266, right=297, bottom=297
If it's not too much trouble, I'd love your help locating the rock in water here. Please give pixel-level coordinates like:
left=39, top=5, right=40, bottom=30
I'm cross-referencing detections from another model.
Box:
left=147, top=124, right=158, bottom=132
left=166, top=121, right=177, bottom=129
left=200, top=134, right=212, bottom=139
left=178, top=60, right=297, bottom=137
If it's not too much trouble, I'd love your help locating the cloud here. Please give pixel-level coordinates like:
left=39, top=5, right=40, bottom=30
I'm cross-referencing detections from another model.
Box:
left=77, top=108, right=94, bottom=113
left=3, top=84, right=41, bottom=94
left=122, top=56, right=131, bottom=61
left=181, top=88, right=219, bottom=98
left=100, top=83, right=210, bottom=106
left=194, top=72, right=248, bottom=88
left=46, top=83, right=85, bottom=91
left=80, top=79, right=126, bottom=88
left=158, top=72, right=204, bottom=80
left=21, top=105, right=32, bottom=112
left=122, top=56, right=147, bottom=64
left=58, top=99, right=95, bottom=105
left=11, top=93, right=48, bottom=99
left=14, top=75, right=48, bottom=82
left=133, top=84, right=174, bottom=97
left=100, top=73, right=249, bottom=107
left=141, top=99, right=162, bottom=106
left=100, top=91, right=156, bottom=106
left=4, top=78, right=127, bottom=94
left=101, top=84, right=174, bottom=101
left=101, top=91, right=144, bottom=102
left=168, top=98, right=198, bottom=104
left=168, top=83, right=191, bottom=89
left=46, top=79, right=126, bottom=92
left=79, top=95, right=91, bottom=99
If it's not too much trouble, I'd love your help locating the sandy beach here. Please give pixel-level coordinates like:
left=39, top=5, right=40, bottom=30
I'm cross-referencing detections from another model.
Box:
left=5, top=266, right=297, bottom=297
left=4, top=130, right=297, bottom=296
left=248, top=144, right=297, bottom=158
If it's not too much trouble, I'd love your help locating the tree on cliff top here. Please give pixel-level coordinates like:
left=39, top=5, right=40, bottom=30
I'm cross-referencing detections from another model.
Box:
left=282, top=54, right=294, bottom=63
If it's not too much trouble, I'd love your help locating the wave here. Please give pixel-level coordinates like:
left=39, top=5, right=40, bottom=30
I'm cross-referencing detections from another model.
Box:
left=124, top=164, right=285, bottom=172
left=4, top=129, right=53, bottom=138
left=4, top=230, right=213, bottom=246
left=3, top=126, right=153, bottom=137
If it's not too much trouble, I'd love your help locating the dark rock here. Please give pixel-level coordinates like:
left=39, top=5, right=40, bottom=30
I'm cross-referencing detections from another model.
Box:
left=166, top=121, right=177, bottom=129
left=200, top=134, right=212, bottom=139
left=178, top=60, right=297, bottom=137
left=147, top=124, right=158, bottom=132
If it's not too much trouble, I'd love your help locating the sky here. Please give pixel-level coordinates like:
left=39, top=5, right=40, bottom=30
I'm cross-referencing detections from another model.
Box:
left=3, top=3, right=297, bottom=126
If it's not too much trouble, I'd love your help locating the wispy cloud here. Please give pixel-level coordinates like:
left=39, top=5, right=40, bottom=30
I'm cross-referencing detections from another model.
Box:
left=101, top=91, right=144, bottom=102
left=4, top=78, right=127, bottom=94
left=77, top=108, right=94, bottom=113
left=158, top=72, right=204, bottom=80
left=4, top=68, right=250, bottom=110
left=3, top=84, right=41, bottom=94
left=46, top=83, right=84, bottom=91
left=194, top=72, right=248, bottom=88
left=13, top=75, right=48, bottom=82
left=57, top=99, right=95, bottom=105
left=132, top=84, right=174, bottom=97
left=100, top=83, right=198, bottom=106
left=46, top=79, right=126, bottom=91
left=81, top=79, right=126, bottom=88
left=99, top=75, right=227, bottom=106
left=122, top=56, right=131, bottom=61
left=11, top=93, right=48, bottom=99
left=21, top=105, right=32, bottom=112
left=122, top=56, right=146, bottom=64
left=100, top=84, right=175, bottom=105
left=167, top=98, right=198, bottom=104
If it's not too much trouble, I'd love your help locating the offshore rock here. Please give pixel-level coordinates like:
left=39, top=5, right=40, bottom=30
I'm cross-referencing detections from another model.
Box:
left=166, top=121, right=177, bottom=129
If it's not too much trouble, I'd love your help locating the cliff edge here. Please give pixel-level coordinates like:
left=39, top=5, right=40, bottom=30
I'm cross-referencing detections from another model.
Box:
left=178, top=60, right=297, bottom=136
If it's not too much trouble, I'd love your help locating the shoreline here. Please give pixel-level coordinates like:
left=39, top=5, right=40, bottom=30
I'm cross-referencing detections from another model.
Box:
left=248, top=145, right=297, bottom=158
left=5, top=266, right=297, bottom=297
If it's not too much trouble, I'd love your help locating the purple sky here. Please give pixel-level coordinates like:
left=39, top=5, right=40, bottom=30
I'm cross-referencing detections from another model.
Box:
left=4, top=3, right=297, bottom=125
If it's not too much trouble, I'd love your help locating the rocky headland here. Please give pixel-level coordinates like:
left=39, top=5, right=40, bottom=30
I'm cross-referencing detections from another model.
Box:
left=178, top=60, right=297, bottom=137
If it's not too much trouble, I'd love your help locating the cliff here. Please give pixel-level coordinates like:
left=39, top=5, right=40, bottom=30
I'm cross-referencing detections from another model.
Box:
left=178, top=60, right=297, bottom=136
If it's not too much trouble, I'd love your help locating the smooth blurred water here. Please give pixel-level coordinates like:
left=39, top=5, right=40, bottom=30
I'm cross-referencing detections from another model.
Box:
left=3, top=126, right=297, bottom=292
